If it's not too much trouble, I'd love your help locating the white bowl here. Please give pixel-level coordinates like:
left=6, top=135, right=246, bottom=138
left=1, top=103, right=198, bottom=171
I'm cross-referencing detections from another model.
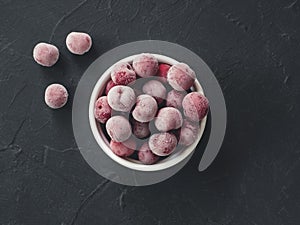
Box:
left=89, top=54, right=207, bottom=171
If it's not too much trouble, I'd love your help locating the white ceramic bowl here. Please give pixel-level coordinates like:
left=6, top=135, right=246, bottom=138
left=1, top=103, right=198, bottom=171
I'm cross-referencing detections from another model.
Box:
left=89, top=54, right=207, bottom=171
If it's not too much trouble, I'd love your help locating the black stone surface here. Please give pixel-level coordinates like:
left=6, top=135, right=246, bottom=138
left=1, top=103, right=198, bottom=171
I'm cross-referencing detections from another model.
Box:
left=0, top=0, right=299, bottom=224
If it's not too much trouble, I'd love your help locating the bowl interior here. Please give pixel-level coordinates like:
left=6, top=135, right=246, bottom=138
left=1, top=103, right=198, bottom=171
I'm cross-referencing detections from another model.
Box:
left=89, top=54, right=207, bottom=171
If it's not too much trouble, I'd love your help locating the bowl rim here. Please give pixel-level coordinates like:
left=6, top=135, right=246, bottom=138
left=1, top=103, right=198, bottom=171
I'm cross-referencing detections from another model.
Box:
left=89, top=53, right=207, bottom=171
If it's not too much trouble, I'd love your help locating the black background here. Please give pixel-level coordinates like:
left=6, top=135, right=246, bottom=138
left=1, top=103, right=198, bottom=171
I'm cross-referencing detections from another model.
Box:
left=0, top=0, right=299, bottom=224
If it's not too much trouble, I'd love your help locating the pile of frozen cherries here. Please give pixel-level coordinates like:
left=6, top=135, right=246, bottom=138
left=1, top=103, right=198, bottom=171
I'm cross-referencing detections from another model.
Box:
left=33, top=32, right=92, bottom=109
left=94, top=53, right=209, bottom=165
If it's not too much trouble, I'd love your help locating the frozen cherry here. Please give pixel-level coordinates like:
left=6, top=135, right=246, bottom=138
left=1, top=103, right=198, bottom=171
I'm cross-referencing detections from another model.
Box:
left=107, top=85, right=136, bottom=112
left=157, top=63, right=171, bottom=82
left=142, top=80, right=166, bottom=104
left=182, top=92, right=209, bottom=121
left=33, top=42, right=59, bottom=67
left=166, top=90, right=185, bottom=108
left=106, top=115, right=132, bottom=142
left=132, top=120, right=150, bottom=139
left=155, top=107, right=183, bottom=132
left=105, top=80, right=117, bottom=95
left=94, top=96, right=112, bottom=123
left=179, top=119, right=199, bottom=146
left=110, top=138, right=136, bottom=157
left=167, top=63, right=196, bottom=91
left=111, top=62, right=136, bottom=85
left=44, top=84, right=68, bottom=109
left=66, top=32, right=92, bottom=55
left=138, top=142, right=159, bottom=165
left=132, top=94, right=158, bottom=123
left=148, top=132, right=178, bottom=156
left=132, top=53, right=158, bottom=77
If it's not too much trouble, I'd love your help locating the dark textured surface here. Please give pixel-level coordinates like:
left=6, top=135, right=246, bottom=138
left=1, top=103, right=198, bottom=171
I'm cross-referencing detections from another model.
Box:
left=0, top=0, right=299, bottom=224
